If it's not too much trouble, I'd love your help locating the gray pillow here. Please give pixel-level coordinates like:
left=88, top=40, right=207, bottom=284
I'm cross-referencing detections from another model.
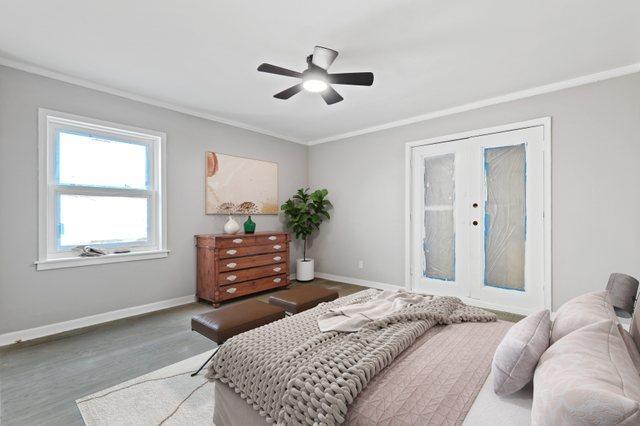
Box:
left=550, top=291, right=616, bottom=343
left=492, top=309, right=551, bottom=396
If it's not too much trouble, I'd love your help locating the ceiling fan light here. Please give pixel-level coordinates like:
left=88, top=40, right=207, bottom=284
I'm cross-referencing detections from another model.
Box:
left=302, top=79, right=328, bottom=93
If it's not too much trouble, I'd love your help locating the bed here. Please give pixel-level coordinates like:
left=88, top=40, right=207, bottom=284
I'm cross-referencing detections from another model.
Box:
left=208, top=290, right=532, bottom=425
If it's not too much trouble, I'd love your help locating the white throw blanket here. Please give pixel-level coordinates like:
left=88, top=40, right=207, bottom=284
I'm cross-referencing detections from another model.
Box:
left=317, top=290, right=433, bottom=332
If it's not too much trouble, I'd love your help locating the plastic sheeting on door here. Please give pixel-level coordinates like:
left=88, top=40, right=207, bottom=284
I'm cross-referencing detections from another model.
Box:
left=423, top=154, right=455, bottom=281
left=483, top=144, right=526, bottom=291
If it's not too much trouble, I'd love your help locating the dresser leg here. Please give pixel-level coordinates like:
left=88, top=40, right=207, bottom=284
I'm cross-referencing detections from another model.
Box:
left=213, top=302, right=220, bottom=308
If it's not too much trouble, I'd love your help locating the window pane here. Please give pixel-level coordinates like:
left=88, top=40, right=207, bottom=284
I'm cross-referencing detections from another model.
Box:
left=58, top=194, right=148, bottom=247
left=484, top=144, right=526, bottom=290
left=57, top=132, right=148, bottom=189
left=423, top=154, right=455, bottom=280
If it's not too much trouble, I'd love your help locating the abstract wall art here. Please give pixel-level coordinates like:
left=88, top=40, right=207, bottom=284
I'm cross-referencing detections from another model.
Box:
left=205, top=152, right=278, bottom=214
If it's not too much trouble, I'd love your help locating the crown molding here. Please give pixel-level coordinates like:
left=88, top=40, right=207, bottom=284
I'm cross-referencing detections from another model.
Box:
left=307, top=63, right=640, bottom=146
left=3, top=56, right=639, bottom=147
left=0, top=56, right=305, bottom=145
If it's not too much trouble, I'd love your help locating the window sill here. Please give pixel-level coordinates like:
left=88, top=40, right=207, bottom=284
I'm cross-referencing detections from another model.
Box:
left=35, top=250, right=170, bottom=271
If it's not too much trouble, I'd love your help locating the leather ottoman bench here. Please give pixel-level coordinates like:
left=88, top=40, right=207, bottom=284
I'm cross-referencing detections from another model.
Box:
left=190, top=299, right=285, bottom=375
left=268, top=286, right=339, bottom=314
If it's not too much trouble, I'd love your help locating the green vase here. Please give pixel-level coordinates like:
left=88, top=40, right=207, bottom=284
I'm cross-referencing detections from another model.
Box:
left=243, top=215, right=256, bottom=234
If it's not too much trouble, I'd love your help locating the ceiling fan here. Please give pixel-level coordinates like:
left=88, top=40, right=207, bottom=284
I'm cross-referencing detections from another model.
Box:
left=257, top=46, right=374, bottom=105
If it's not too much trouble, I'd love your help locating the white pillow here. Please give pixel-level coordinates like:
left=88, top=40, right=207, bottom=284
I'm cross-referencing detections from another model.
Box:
left=550, top=291, right=617, bottom=344
left=533, top=320, right=640, bottom=425
left=492, top=309, right=550, bottom=396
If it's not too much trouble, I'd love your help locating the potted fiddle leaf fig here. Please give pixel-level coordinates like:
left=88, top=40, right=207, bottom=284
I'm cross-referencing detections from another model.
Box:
left=281, top=188, right=332, bottom=282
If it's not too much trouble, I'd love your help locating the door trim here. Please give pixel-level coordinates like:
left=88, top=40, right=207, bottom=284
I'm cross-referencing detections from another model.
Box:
left=404, top=117, right=552, bottom=312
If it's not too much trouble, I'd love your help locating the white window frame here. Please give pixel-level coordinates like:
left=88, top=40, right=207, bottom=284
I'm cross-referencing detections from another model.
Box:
left=36, top=109, right=168, bottom=270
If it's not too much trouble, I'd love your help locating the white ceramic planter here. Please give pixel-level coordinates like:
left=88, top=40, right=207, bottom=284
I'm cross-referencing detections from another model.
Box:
left=296, top=258, right=315, bottom=282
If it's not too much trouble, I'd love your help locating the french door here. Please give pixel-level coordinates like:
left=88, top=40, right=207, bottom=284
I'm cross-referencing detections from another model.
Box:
left=410, top=126, right=546, bottom=312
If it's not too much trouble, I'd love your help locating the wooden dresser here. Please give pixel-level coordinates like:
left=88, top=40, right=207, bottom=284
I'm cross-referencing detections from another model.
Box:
left=195, top=232, right=290, bottom=307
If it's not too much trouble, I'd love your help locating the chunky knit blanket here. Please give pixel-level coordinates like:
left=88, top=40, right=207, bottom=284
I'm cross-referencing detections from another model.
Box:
left=206, top=289, right=496, bottom=425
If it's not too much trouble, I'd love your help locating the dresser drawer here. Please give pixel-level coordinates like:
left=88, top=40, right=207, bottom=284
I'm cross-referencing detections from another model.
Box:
left=254, top=234, right=287, bottom=245
left=218, top=253, right=287, bottom=272
left=218, top=243, right=287, bottom=259
left=219, top=263, right=286, bottom=284
left=215, top=236, right=256, bottom=248
left=219, top=274, right=288, bottom=301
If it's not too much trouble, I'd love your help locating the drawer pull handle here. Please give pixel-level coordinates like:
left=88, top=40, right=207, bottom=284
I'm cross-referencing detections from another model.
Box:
left=226, top=287, right=237, bottom=294
left=226, top=262, right=237, bottom=269
left=273, top=256, right=282, bottom=261
left=268, top=236, right=277, bottom=241
left=273, top=245, right=282, bottom=250
left=232, top=238, right=243, bottom=244
left=226, top=249, right=237, bottom=255
left=273, top=267, right=282, bottom=272
left=273, top=278, right=282, bottom=283
left=226, top=275, right=237, bottom=281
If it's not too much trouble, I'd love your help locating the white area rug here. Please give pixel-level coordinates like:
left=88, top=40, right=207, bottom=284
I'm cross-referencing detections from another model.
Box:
left=76, top=351, right=216, bottom=425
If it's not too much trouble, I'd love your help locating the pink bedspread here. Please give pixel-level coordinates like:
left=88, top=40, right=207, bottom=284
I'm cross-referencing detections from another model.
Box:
left=345, top=320, right=512, bottom=425
left=214, top=320, right=512, bottom=426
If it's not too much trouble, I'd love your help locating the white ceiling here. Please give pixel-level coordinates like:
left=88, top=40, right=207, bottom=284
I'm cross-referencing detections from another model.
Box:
left=1, top=1, right=639, bottom=143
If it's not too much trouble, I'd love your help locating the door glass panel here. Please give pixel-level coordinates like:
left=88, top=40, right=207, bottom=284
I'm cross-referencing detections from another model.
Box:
left=483, top=144, right=526, bottom=290
left=423, top=154, right=455, bottom=280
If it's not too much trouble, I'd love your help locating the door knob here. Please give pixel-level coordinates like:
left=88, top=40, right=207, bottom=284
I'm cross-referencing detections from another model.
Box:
left=473, top=220, right=479, bottom=226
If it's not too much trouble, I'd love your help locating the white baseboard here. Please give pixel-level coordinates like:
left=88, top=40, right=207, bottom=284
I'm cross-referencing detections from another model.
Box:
left=315, top=272, right=536, bottom=316
left=455, top=296, right=533, bottom=317
left=0, top=294, right=196, bottom=347
left=315, top=272, right=405, bottom=292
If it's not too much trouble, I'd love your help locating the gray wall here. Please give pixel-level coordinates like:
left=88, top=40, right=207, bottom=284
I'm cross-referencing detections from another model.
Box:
left=0, top=65, right=307, bottom=334
left=308, top=72, right=640, bottom=310
left=1, top=65, right=638, bottom=334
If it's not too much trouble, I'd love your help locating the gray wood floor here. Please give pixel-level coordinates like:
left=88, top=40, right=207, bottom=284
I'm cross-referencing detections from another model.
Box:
left=0, top=279, right=365, bottom=425
left=0, top=279, right=520, bottom=425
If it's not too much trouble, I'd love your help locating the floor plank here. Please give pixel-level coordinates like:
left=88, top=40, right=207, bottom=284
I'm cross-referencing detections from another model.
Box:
left=0, top=279, right=518, bottom=425
left=0, top=279, right=364, bottom=425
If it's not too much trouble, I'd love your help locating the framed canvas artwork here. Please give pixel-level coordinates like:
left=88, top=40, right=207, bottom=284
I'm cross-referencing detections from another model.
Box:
left=205, top=152, right=278, bottom=214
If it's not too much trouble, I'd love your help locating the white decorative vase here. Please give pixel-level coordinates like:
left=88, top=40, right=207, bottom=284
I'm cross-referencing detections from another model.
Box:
left=296, top=258, right=315, bottom=282
left=223, top=216, right=240, bottom=234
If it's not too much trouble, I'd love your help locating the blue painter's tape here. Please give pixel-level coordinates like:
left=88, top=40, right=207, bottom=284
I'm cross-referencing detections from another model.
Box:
left=54, top=130, right=61, bottom=184
left=483, top=150, right=490, bottom=287
left=484, top=210, right=490, bottom=287
left=524, top=144, right=527, bottom=241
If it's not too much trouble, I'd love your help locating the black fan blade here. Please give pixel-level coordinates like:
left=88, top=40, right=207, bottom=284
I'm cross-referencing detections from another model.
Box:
left=257, top=63, right=302, bottom=78
left=320, top=85, right=344, bottom=105
left=311, top=46, right=338, bottom=70
left=328, top=72, right=374, bottom=86
left=274, top=84, right=304, bottom=99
